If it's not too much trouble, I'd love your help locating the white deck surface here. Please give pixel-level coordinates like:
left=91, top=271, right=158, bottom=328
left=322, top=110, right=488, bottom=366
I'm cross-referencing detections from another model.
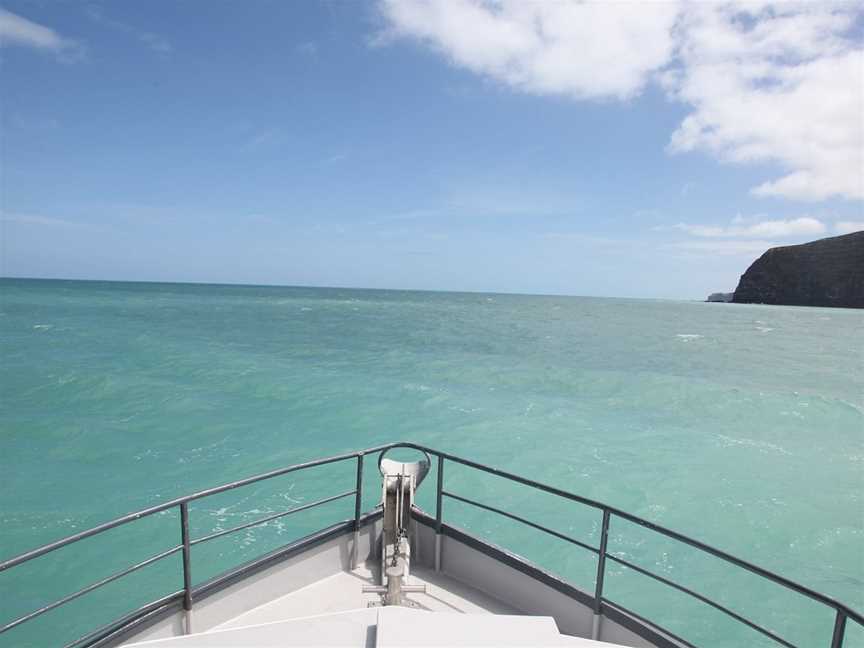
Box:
left=376, top=607, right=618, bottom=646
left=215, top=564, right=516, bottom=631
left=129, top=609, right=376, bottom=646
left=126, top=564, right=631, bottom=647
left=129, top=607, right=625, bottom=647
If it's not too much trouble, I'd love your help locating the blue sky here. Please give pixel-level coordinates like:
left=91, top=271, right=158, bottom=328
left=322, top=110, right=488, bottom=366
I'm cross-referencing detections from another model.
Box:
left=1, top=1, right=862, bottom=298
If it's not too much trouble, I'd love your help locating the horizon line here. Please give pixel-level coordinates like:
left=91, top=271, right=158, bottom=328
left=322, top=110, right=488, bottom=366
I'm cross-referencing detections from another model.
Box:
left=0, top=274, right=703, bottom=303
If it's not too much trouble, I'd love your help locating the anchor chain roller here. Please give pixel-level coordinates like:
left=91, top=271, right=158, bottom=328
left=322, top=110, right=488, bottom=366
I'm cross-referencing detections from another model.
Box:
left=362, top=447, right=431, bottom=606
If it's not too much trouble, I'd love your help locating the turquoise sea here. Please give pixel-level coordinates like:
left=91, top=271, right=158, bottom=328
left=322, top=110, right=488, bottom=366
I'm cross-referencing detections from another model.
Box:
left=1, top=278, right=862, bottom=647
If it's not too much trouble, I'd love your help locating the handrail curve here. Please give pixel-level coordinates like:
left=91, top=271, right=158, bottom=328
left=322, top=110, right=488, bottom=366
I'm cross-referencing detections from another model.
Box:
left=1, top=441, right=860, bottom=648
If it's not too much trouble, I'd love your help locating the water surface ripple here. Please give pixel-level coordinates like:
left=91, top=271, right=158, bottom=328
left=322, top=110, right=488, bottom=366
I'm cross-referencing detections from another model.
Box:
left=1, top=279, right=861, bottom=647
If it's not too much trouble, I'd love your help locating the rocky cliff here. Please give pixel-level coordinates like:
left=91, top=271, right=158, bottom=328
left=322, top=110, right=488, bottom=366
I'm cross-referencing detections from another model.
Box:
left=732, top=231, right=864, bottom=308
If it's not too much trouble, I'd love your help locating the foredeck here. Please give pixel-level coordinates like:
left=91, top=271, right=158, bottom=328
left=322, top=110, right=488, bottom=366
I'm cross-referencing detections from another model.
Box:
left=124, top=563, right=626, bottom=647
left=215, top=564, right=516, bottom=629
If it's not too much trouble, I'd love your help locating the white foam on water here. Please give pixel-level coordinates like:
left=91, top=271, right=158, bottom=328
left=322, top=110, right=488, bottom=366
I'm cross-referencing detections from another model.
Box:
left=403, top=382, right=432, bottom=392
left=676, top=333, right=703, bottom=341
left=716, top=434, right=792, bottom=456
left=756, top=326, right=774, bottom=332
left=780, top=409, right=805, bottom=419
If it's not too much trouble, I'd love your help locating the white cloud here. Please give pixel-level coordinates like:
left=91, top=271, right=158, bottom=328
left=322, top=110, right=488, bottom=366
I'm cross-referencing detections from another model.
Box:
left=673, top=217, right=826, bottom=238
left=377, top=1, right=864, bottom=201
left=377, top=0, right=680, bottom=100
left=667, top=3, right=863, bottom=202
left=0, top=9, right=82, bottom=59
left=835, top=221, right=864, bottom=234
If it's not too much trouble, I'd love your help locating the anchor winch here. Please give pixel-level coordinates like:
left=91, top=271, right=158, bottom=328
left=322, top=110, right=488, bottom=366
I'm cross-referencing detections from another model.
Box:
left=362, top=448, right=431, bottom=606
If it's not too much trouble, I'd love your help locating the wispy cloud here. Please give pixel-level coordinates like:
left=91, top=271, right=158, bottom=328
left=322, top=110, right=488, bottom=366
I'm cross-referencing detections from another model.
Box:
left=1, top=213, right=102, bottom=231
left=835, top=221, right=864, bottom=234
left=657, top=214, right=833, bottom=258
left=243, top=130, right=281, bottom=150
left=296, top=41, right=318, bottom=57
left=540, top=231, right=637, bottom=250
left=0, top=9, right=84, bottom=61
left=85, top=6, right=172, bottom=55
left=138, top=32, right=172, bottom=54
left=8, top=113, right=60, bottom=132
left=670, top=217, right=826, bottom=239
left=370, top=190, right=576, bottom=226
left=324, top=152, right=349, bottom=164
left=244, top=213, right=283, bottom=226
left=665, top=240, right=778, bottom=256
left=367, top=208, right=445, bottom=226
left=632, top=208, right=661, bottom=219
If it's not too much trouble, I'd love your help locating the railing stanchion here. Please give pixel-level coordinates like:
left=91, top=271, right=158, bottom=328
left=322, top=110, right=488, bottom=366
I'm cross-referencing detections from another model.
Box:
left=435, top=455, right=444, bottom=572
left=592, top=508, right=611, bottom=640
left=831, top=610, right=847, bottom=648
left=351, top=452, right=364, bottom=570
left=180, top=502, right=193, bottom=635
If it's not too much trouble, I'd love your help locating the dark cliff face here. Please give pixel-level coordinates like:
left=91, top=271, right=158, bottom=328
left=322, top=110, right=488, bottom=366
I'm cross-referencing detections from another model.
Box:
left=732, top=231, right=864, bottom=308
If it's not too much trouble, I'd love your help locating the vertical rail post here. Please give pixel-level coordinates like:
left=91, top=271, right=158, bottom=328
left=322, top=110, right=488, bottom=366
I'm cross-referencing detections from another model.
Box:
left=831, top=610, right=847, bottom=648
left=179, top=502, right=193, bottom=635
left=591, top=508, right=611, bottom=640
left=351, top=452, right=364, bottom=570
left=434, top=455, right=444, bottom=572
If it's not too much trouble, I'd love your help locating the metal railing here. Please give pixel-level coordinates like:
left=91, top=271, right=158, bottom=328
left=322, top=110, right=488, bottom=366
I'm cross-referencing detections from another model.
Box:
left=414, top=442, right=864, bottom=648
left=0, top=447, right=380, bottom=647
left=1, top=442, right=861, bottom=648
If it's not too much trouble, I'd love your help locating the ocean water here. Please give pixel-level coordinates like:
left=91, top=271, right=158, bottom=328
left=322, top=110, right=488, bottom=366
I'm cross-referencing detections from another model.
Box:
left=1, top=278, right=862, bottom=647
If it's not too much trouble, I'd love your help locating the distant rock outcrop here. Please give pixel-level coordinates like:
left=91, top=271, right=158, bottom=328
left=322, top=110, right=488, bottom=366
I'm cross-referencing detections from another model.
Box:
left=706, top=292, right=734, bottom=303
left=732, top=231, right=864, bottom=308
